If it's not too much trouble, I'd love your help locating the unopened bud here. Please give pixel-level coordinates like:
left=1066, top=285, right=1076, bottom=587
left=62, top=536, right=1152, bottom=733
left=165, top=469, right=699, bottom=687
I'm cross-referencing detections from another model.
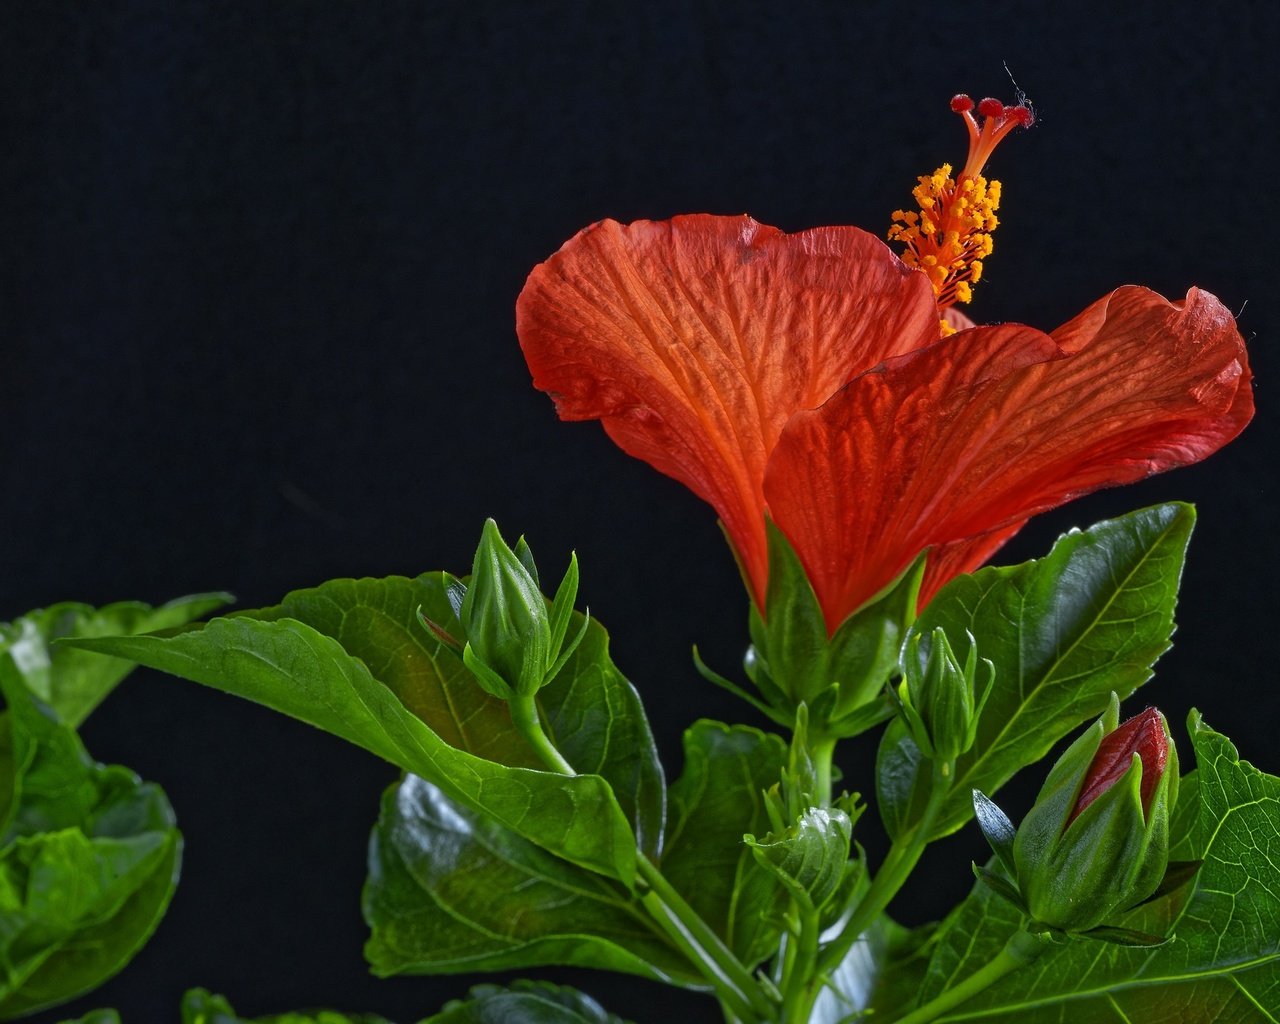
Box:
left=896, top=627, right=993, bottom=763
left=455, top=519, right=586, bottom=699
left=1012, top=695, right=1177, bottom=933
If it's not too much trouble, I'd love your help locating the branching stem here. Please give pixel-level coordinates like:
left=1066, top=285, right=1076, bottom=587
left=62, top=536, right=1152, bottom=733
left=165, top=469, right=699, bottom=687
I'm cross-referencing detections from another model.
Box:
left=816, top=760, right=951, bottom=977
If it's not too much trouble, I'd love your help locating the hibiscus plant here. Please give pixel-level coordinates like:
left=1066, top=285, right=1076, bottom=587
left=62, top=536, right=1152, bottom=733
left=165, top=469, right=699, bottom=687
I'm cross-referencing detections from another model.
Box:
left=7, top=94, right=1278, bottom=1023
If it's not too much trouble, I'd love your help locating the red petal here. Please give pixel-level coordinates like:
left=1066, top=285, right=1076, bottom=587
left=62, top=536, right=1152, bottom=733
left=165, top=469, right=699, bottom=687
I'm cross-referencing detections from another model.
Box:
left=765, top=287, right=1252, bottom=631
left=1071, top=707, right=1169, bottom=822
left=920, top=519, right=1028, bottom=607
left=516, top=215, right=938, bottom=604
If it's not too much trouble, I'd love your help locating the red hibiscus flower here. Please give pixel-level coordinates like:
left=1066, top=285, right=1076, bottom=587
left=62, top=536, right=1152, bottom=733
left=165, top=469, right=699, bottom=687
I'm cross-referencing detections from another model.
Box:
left=516, top=99, right=1252, bottom=634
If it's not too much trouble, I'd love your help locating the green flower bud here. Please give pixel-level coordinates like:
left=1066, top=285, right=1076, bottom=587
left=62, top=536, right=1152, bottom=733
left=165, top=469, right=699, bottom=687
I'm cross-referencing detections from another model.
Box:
left=456, top=519, right=586, bottom=699
left=1012, top=695, right=1177, bottom=933
left=895, top=627, right=993, bottom=763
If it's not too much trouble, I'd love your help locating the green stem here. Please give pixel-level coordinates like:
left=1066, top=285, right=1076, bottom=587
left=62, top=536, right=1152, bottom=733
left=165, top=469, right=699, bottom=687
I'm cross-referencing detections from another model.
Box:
left=816, top=761, right=950, bottom=977
left=511, top=691, right=771, bottom=1021
left=778, top=904, right=820, bottom=1023
left=811, top=736, right=836, bottom=807
left=890, top=928, right=1046, bottom=1024
left=508, top=692, right=576, bottom=775
left=636, top=857, right=774, bottom=1022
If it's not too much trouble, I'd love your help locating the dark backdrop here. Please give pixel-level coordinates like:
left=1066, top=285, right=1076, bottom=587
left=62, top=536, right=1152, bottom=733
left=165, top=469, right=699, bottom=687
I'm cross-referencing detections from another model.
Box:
left=5, top=3, right=1277, bottom=1021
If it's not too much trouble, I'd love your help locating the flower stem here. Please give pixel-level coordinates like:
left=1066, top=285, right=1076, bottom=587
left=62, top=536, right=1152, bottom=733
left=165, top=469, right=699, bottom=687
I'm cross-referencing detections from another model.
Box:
left=816, top=761, right=950, bottom=977
left=777, top=904, right=820, bottom=1023
left=890, top=928, right=1046, bottom=1024
left=507, top=692, right=576, bottom=775
left=636, top=856, right=775, bottom=1022
left=811, top=736, right=836, bottom=807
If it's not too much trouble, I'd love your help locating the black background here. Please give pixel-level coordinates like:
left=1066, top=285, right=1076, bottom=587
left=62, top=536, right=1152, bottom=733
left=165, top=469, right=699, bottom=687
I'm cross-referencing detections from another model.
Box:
left=5, top=2, right=1277, bottom=1021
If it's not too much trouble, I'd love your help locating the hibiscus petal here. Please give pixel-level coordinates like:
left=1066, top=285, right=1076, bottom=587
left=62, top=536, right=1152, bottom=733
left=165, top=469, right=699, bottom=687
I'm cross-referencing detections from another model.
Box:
left=765, top=286, right=1252, bottom=631
left=516, top=214, right=939, bottom=604
left=920, top=519, right=1029, bottom=608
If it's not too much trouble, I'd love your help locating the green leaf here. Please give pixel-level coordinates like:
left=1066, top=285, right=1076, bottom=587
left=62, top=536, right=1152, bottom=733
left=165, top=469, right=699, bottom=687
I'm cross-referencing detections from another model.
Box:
left=0, top=660, right=181, bottom=1018
left=875, top=718, right=932, bottom=844
left=363, top=775, right=698, bottom=986
left=253, top=573, right=663, bottom=857
left=539, top=614, right=664, bottom=858
left=179, top=987, right=393, bottom=1023
left=659, top=721, right=787, bottom=967
left=888, top=503, right=1194, bottom=839
left=420, top=980, right=633, bottom=1024
left=67, top=573, right=660, bottom=881
left=55, top=1011, right=122, bottom=1024
left=0, top=593, right=230, bottom=728
left=746, top=805, right=853, bottom=913
left=902, top=715, right=1280, bottom=1021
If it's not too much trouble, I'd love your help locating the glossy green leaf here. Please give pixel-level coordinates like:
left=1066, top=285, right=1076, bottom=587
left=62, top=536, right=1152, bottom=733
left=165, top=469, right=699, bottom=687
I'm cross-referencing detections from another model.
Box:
left=537, top=614, right=664, bottom=858
left=246, top=574, right=664, bottom=857
left=902, top=715, right=1280, bottom=1021
left=875, top=719, right=933, bottom=844
left=179, top=987, right=393, bottom=1023
left=0, top=594, right=230, bottom=728
left=0, top=660, right=180, bottom=1019
left=68, top=611, right=634, bottom=885
left=66, top=571, right=663, bottom=878
left=55, top=1011, right=121, bottom=1024
left=421, top=980, right=632, bottom=1024
left=883, top=503, right=1194, bottom=839
left=363, top=774, right=699, bottom=986
left=660, top=721, right=787, bottom=967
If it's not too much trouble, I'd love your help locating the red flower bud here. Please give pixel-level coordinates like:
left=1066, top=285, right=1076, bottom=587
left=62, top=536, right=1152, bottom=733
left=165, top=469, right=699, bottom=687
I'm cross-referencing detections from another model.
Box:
left=1070, top=707, right=1168, bottom=823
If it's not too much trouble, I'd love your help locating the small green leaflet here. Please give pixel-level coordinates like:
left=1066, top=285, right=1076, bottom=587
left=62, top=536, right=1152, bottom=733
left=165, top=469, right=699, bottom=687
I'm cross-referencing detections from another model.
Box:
left=746, top=805, right=853, bottom=914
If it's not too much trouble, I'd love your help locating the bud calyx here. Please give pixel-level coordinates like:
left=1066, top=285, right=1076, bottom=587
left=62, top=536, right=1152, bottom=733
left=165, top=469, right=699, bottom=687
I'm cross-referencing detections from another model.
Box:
left=895, top=627, right=994, bottom=764
left=446, top=519, right=588, bottom=700
left=975, top=694, right=1179, bottom=938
